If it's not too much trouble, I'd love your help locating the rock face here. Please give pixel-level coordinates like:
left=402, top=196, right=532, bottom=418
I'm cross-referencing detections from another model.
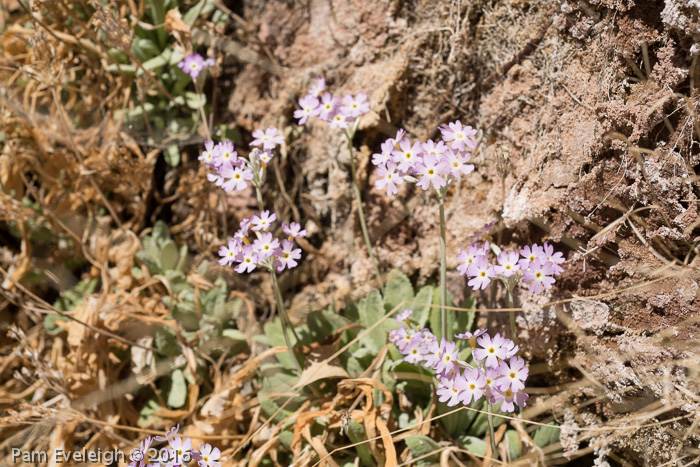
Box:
left=217, top=0, right=699, bottom=463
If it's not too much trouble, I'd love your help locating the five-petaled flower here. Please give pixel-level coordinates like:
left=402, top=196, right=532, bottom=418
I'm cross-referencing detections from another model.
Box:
left=341, top=93, right=370, bottom=118
left=396, top=309, right=413, bottom=322
left=473, top=333, right=508, bottom=368
left=374, top=162, right=403, bottom=196
left=439, top=120, right=477, bottom=152
left=196, top=443, right=222, bottom=467
left=251, top=211, right=277, bottom=232
left=282, top=222, right=307, bottom=239
left=294, top=95, right=320, bottom=125
left=251, top=127, right=285, bottom=151
left=177, top=53, right=215, bottom=79
left=274, top=240, right=302, bottom=271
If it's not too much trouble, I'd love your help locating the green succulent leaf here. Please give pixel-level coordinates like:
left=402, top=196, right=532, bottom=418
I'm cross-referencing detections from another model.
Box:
left=412, top=285, right=433, bottom=328
left=430, top=285, right=455, bottom=341
left=159, top=240, right=179, bottom=271
left=506, top=429, right=521, bottom=460
left=460, top=435, right=488, bottom=456
left=164, top=269, right=188, bottom=294
left=138, top=399, right=162, bottom=425
left=454, top=296, right=477, bottom=337
left=183, top=0, right=216, bottom=25
left=357, top=289, right=386, bottom=354
left=346, top=419, right=373, bottom=467
left=154, top=326, right=180, bottom=357
left=168, top=369, right=187, bottom=408
left=164, top=144, right=180, bottom=167
left=405, top=435, right=441, bottom=461
left=307, top=306, right=351, bottom=342
left=53, top=279, right=98, bottom=311
left=184, top=91, right=205, bottom=110
left=346, top=356, right=365, bottom=377
left=437, top=396, right=477, bottom=438
left=470, top=404, right=506, bottom=437
left=278, top=430, right=293, bottom=449
left=135, top=250, right=159, bottom=274
left=533, top=422, right=560, bottom=448
left=43, top=313, right=70, bottom=335
left=383, top=269, right=413, bottom=312
left=152, top=220, right=171, bottom=245
left=196, top=260, right=209, bottom=276
left=222, top=329, right=246, bottom=341
left=141, top=49, right=171, bottom=72
left=172, top=302, right=199, bottom=331
left=262, top=319, right=300, bottom=371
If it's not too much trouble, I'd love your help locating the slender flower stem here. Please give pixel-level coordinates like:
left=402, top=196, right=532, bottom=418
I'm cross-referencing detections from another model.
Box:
left=486, top=402, right=498, bottom=457
left=252, top=185, right=302, bottom=373
left=507, top=282, right=523, bottom=416
left=193, top=79, right=211, bottom=140
left=255, top=186, right=265, bottom=212
left=508, top=286, right=516, bottom=343
left=438, top=194, right=447, bottom=340
left=270, top=269, right=303, bottom=375
left=346, top=133, right=381, bottom=289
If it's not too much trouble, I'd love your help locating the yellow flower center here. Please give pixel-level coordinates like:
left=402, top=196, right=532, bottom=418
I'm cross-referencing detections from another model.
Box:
left=470, top=384, right=476, bottom=390
left=510, top=372, right=516, bottom=378
left=489, top=347, right=495, bottom=353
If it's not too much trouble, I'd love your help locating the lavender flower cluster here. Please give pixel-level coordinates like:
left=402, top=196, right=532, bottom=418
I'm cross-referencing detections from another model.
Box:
left=199, top=127, right=285, bottom=193
left=457, top=242, right=565, bottom=295
left=389, top=310, right=529, bottom=413
left=217, top=212, right=305, bottom=274
left=294, top=77, right=370, bottom=129
left=129, top=424, right=221, bottom=467
left=196, top=124, right=304, bottom=275
left=372, top=122, right=477, bottom=196
left=177, top=53, right=215, bottom=79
